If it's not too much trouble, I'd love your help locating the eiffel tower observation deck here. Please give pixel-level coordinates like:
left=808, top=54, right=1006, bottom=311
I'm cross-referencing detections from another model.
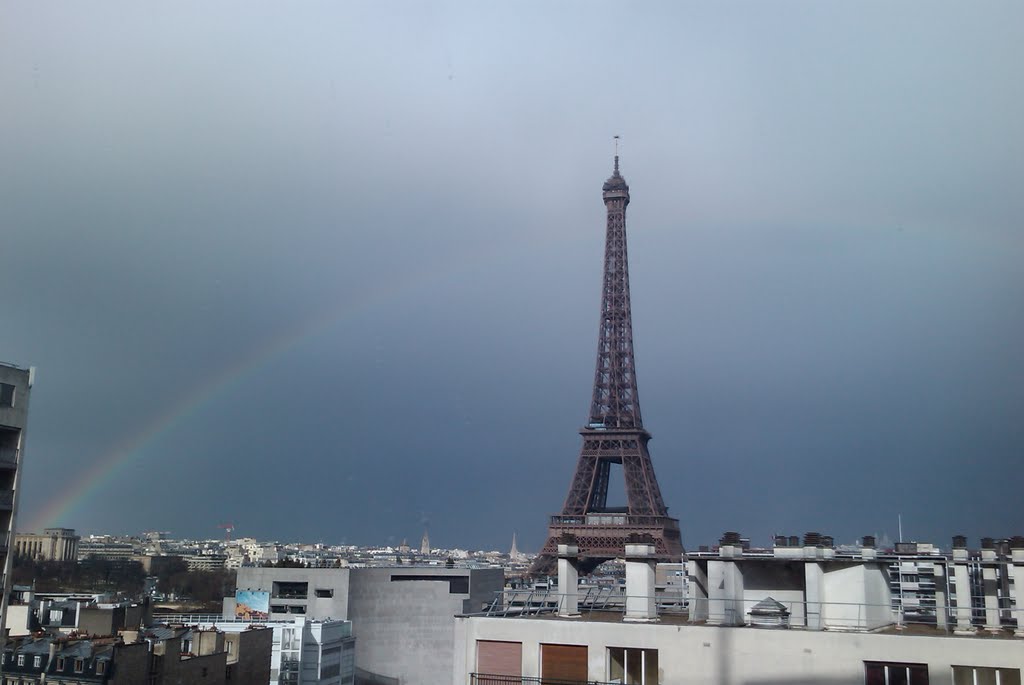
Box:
left=531, top=151, right=683, bottom=575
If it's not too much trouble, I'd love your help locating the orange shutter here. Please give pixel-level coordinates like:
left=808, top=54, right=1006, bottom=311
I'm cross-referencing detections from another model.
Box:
left=541, top=644, right=587, bottom=683
left=477, top=640, right=522, bottom=679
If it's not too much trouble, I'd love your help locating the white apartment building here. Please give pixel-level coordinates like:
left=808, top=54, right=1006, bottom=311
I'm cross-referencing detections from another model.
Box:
left=454, top=535, right=1024, bottom=685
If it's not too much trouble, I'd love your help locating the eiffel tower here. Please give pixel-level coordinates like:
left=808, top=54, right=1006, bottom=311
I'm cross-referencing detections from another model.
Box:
left=531, top=151, right=683, bottom=575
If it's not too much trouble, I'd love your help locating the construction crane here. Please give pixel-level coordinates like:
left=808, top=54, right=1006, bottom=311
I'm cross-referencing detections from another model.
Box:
left=218, top=522, right=235, bottom=544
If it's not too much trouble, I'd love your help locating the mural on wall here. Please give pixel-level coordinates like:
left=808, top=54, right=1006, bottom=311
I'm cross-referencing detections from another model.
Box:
left=235, top=590, right=270, bottom=620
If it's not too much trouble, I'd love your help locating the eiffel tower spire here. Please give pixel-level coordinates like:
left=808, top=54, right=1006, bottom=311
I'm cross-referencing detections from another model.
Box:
left=531, top=149, right=683, bottom=575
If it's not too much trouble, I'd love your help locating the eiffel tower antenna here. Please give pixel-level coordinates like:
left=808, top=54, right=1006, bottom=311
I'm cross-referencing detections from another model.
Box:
left=530, top=150, right=684, bottom=575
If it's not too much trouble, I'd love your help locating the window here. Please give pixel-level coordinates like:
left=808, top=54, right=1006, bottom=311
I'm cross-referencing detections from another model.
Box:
left=57, top=657, right=65, bottom=671
left=288, top=605, right=306, bottom=614
left=315, top=588, right=334, bottom=598
left=390, top=574, right=469, bottom=594
left=281, top=629, right=296, bottom=650
left=0, top=384, right=15, bottom=407
left=952, top=666, right=1021, bottom=685
left=865, top=661, right=929, bottom=685
left=32, top=656, right=41, bottom=668
left=271, top=605, right=288, bottom=613
left=74, top=658, right=84, bottom=673
left=272, top=581, right=308, bottom=599
left=97, top=661, right=107, bottom=675
left=609, top=647, right=658, bottom=685
left=17, top=655, right=24, bottom=667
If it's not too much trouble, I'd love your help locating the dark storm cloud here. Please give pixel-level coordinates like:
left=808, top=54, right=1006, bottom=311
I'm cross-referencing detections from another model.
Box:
left=1, top=1, right=1021, bottom=549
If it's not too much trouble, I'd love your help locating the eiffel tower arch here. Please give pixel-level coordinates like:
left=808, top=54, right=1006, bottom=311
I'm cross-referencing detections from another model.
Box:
left=530, top=153, right=683, bottom=575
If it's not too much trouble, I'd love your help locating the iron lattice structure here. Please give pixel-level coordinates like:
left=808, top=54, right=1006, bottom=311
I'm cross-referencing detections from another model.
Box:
left=531, top=156, right=683, bottom=575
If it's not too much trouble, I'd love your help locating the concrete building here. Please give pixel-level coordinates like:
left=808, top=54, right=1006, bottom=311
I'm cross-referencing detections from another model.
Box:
left=4, top=587, right=152, bottom=639
left=163, top=617, right=355, bottom=685
left=454, top=537, right=1024, bottom=685
left=14, top=527, right=80, bottom=562
left=0, top=362, right=33, bottom=647
left=76, top=538, right=136, bottom=562
left=183, top=552, right=228, bottom=571
left=226, top=565, right=503, bottom=685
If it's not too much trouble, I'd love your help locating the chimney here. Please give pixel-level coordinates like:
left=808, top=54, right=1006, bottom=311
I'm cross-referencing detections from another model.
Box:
left=624, top=534, right=658, bottom=622
left=950, top=535, right=974, bottom=634
left=803, top=532, right=823, bottom=560
left=1010, top=536, right=1024, bottom=564
left=774, top=534, right=802, bottom=559
left=952, top=535, right=969, bottom=561
left=1010, top=536, right=1024, bottom=637
left=556, top=534, right=580, bottom=618
left=719, top=531, right=743, bottom=558
left=979, top=537, right=1001, bottom=633
left=861, top=535, right=877, bottom=561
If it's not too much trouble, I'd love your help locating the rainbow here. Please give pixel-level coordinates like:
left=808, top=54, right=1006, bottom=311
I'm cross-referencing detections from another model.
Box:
left=24, top=260, right=452, bottom=533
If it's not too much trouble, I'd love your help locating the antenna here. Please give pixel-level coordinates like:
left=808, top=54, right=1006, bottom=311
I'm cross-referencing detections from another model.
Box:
left=613, top=135, right=621, bottom=172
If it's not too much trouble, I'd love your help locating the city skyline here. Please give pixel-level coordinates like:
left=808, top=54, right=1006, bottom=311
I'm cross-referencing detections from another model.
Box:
left=2, top=2, right=1022, bottom=550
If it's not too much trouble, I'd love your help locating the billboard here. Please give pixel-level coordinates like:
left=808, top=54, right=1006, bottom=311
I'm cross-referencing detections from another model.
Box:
left=235, top=590, right=270, bottom=621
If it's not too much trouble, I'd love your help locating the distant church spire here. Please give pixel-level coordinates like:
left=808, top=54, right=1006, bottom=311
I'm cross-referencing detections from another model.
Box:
left=420, top=529, right=431, bottom=555
left=509, top=532, right=520, bottom=561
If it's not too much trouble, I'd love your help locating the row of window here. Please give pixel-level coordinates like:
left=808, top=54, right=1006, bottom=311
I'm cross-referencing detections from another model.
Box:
left=474, top=641, right=1022, bottom=685
left=5, top=653, right=104, bottom=675
left=868, top=663, right=1022, bottom=685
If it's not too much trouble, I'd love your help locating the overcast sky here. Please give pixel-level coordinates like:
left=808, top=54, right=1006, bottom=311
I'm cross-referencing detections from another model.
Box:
left=2, top=1, right=1021, bottom=551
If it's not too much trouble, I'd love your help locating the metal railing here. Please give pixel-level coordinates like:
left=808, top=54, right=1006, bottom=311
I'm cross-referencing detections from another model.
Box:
left=549, top=515, right=673, bottom=527
left=151, top=614, right=230, bottom=624
left=471, top=674, right=616, bottom=685
left=476, top=589, right=1023, bottom=635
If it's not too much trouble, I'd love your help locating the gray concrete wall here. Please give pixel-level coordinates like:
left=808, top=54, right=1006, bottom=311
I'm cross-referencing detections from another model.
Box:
left=348, top=567, right=503, bottom=685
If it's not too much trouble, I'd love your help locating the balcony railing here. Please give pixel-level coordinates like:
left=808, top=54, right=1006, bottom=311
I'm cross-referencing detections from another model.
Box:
left=549, top=514, right=674, bottom=528
left=471, top=674, right=616, bottom=685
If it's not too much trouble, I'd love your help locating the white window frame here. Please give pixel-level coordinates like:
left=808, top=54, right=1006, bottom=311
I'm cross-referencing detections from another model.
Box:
left=952, top=665, right=1021, bottom=685
left=608, top=646, right=658, bottom=685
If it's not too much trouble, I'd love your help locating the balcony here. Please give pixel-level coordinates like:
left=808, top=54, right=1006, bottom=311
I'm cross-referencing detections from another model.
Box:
left=471, top=675, right=615, bottom=685
left=0, top=448, right=17, bottom=469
